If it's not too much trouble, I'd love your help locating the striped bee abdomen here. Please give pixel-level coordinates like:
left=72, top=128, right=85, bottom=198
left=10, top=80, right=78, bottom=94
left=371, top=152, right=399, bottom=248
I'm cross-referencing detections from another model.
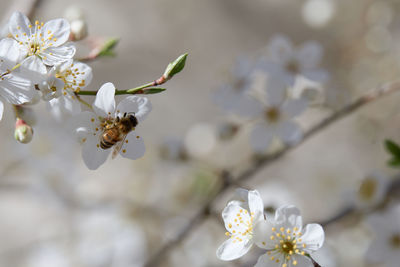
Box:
left=100, top=128, right=120, bottom=149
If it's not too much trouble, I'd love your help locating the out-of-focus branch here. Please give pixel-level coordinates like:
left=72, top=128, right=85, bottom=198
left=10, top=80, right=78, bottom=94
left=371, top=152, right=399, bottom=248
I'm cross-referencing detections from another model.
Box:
left=145, top=81, right=400, bottom=267
left=318, top=174, right=400, bottom=227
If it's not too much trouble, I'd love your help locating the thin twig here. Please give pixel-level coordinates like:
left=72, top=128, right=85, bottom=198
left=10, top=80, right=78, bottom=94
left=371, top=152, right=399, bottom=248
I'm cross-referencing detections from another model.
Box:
left=144, top=81, right=400, bottom=267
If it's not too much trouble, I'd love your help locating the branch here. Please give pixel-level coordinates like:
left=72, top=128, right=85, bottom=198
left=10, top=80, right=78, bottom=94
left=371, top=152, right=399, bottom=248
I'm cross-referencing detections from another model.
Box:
left=318, top=174, right=400, bottom=227
left=144, top=81, right=400, bottom=267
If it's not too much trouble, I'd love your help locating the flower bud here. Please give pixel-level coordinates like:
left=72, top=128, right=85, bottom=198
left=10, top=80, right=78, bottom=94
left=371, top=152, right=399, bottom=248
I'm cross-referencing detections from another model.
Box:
left=163, top=53, right=187, bottom=81
left=70, top=19, right=88, bottom=41
left=14, top=118, right=33, bottom=144
left=64, top=5, right=85, bottom=21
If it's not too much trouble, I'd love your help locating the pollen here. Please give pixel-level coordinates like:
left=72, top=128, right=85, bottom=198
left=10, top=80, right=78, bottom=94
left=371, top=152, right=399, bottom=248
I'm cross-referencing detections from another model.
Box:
left=122, top=149, right=126, bottom=153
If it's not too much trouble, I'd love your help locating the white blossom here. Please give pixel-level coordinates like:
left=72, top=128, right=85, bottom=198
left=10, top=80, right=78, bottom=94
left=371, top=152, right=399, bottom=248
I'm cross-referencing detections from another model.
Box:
left=241, top=77, right=307, bottom=152
left=0, top=38, right=34, bottom=121
left=39, top=59, right=92, bottom=120
left=254, top=205, right=324, bottom=267
left=365, top=205, right=400, bottom=267
left=73, top=82, right=151, bottom=170
left=258, top=35, right=328, bottom=86
left=76, top=209, right=147, bottom=267
left=8, top=11, right=75, bottom=76
left=354, top=170, right=389, bottom=209
left=216, top=190, right=264, bottom=261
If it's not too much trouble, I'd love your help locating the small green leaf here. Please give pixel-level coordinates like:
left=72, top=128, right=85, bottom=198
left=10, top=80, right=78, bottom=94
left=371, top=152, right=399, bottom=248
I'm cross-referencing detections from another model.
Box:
left=98, top=38, right=119, bottom=57
left=163, top=53, right=188, bottom=80
left=143, top=88, right=166, bottom=94
left=385, top=139, right=400, bottom=158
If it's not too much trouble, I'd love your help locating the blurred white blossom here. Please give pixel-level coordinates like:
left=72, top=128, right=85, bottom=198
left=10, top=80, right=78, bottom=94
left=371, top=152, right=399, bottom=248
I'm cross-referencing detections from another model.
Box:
left=365, top=205, right=400, bottom=267
left=258, top=35, right=328, bottom=86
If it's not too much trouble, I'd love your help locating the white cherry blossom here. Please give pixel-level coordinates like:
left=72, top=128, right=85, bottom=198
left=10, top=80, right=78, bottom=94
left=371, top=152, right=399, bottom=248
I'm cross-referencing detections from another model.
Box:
left=73, top=82, right=151, bottom=170
left=354, top=170, right=389, bottom=210
left=242, top=77, right=307, bottom=152
left=8, top=11, right=75, bottom=75
left=258, top=35, right=328, bottom=86
left=365, top=205, right=400, bottom=267
left=39, top=59, right=92, bottom=120
left=0, top=38, right=34, bottom=121
left=254, top=205, right=324, bottom=267
left=216, top=190, right=264, bottom=261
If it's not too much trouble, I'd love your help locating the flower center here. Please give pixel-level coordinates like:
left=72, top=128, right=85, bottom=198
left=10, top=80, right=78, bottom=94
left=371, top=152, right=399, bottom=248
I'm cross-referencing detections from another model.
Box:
left=56, top=63, right=87, bottom=93
left=266, top=226, right=306, bottom=266
left=265, top=107, right=280, bottom=123
left=390, top=234, right=400, bottom=248
left=225, top=209, right=255, bottom=244
left=29, top=42, right=42, bottom=55
left=285, top=59, right=300, bottom=74
left=358, top=177, right=377, bottom=201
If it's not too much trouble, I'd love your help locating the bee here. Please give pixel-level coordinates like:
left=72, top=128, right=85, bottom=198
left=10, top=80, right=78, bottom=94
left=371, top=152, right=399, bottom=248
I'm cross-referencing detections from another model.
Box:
left=100, top=112, right=138, bottom=158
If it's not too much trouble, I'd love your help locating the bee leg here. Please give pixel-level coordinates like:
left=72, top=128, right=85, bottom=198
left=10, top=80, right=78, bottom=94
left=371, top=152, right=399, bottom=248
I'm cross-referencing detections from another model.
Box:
left=123, top=112, right=127, bottom=117
left=116, top=116, right=120, bottom=122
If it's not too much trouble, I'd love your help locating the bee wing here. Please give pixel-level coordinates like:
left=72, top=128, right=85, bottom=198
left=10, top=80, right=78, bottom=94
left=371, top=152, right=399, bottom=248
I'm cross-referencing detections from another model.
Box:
left=112, top=133, right=128, bottom=159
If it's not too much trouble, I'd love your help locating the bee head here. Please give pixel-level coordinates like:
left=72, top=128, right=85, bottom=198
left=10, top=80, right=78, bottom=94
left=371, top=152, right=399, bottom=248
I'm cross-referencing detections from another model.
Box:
left=128, top=114, right=138, bottom=127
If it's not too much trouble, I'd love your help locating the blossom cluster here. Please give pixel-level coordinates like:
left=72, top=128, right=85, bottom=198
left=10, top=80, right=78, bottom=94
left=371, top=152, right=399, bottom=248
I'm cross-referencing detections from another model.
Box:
left=217, top=189, right=325, bottom=267
left=0, top=11, right=186, bottom=170
left=214, top=36, right=328, bottom=152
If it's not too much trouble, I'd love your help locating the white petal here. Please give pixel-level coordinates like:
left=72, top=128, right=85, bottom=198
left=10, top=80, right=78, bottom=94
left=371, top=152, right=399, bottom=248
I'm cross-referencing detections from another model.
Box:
left=48, top=95, right=81, bottom=121
left=0, top=100, right=3, bottom=121
left=255, top=253, right=279, bottom=267
left=0, top=38, right=25, bottom=63
left=302, top=69, right=329, bottom=83
left=282, top=98, right=308, bottom=118
left=297, top=41, right=323, bottom=69
left=291, top=254, right=314, bottom=267
left=222, top=201, right=251, bottom=233
left=216, top=237, right=252, bottom=261
left=93, top=82, right=116, bottom=117
left=69, top=61, right=93, bottom=88
left=21, top=55, right=47, bottom=75
left=300, top=224, right=324, bottom=253
left=69, top=111, right=98, bottom=133
left=268, top=35, right=294, bottom=63
left=248, top=190, right=264, bottom=219
left=82, top=135, right=110, bottom=170
left=118, top=131, right=146, bottom=160
left=266, top=77, right=287, bottom=106
left=250, top=123, right=274, bottom=152
left=274, top=205, right=303, bottom=230
left=8, top=12, right=31, bottom=43
left=41, top=18, right=70, bottom=46
left=116, top=96, right=152, bottom=123
left=213, top=85, right=263, bottom=117
left=41, top=43, right=76, bottom=66
left=253, top=220, right=276, bottom=250
left=0, top=74, right=33, bottom=104
left=275, top=120, right=303, bottom=145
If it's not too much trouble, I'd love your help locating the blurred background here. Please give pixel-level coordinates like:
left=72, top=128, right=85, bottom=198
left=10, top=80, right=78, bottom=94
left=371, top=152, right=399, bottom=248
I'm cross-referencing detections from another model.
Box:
left=0, top=0, right=400, bottom=266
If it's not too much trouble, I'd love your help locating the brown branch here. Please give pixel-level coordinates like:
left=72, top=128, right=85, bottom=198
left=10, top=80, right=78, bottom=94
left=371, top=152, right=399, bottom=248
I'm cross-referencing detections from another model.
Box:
left=144, top=81, right=400, bottom=267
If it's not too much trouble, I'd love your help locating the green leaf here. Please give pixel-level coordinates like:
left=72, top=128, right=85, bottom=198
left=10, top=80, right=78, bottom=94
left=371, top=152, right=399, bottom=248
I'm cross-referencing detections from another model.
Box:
left=98, top=38, right=119, bottom=57
left=388, top=158, right=400, bottom=167
left=385, top=139, right=400, bottom=158
left=143, top=88, right=166, bottom=94
left=163, top=53, right=188, bottom=79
